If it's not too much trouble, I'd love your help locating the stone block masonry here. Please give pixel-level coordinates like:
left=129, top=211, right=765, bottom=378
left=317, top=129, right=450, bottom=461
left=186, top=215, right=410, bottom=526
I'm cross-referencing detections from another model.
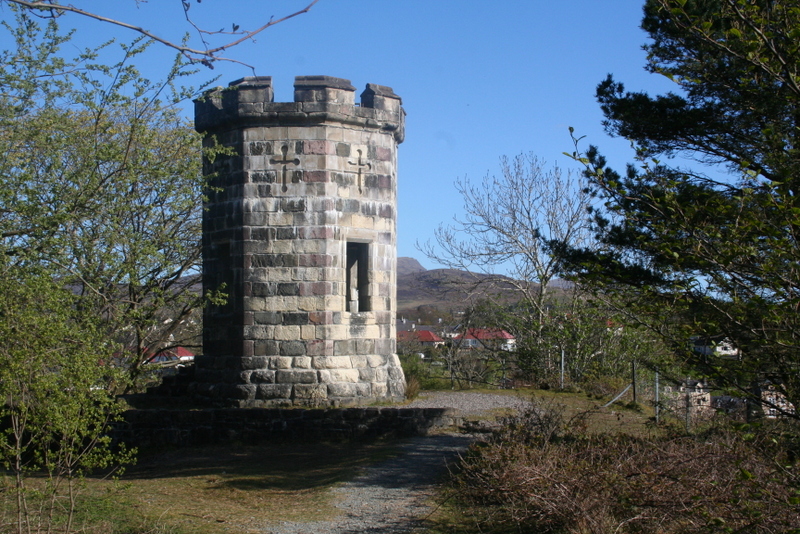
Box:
left=117, top=406, right=461, bottom=447
left=192, top=76, right=406, bottom=407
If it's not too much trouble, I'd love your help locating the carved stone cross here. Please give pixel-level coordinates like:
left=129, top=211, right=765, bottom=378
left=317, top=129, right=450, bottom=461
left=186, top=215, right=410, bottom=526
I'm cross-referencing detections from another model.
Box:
left=348, top=149, right=371, bottom=193
left=270, top=144, right=300, bottom=192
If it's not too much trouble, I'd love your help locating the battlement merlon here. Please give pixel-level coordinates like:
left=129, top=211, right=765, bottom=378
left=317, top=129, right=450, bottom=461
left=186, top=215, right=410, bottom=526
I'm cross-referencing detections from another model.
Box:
left=195, top=75, right=405, bottom=143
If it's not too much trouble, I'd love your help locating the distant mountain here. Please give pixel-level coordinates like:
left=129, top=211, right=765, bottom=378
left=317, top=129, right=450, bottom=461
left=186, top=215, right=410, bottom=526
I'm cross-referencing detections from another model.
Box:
left=397, top=257, right=426, bottom=275
left=396, top=262, right=520, bottom=315
left=395, top=258, right=572, bottom=317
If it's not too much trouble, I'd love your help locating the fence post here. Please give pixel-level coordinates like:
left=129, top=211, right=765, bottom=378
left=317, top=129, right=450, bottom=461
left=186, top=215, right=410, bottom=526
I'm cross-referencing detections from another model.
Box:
left=654, top=369, right=660, bottom=425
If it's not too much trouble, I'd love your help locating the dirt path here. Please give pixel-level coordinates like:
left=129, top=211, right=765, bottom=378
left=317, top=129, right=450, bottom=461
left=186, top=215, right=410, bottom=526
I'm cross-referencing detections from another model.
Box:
left=259, top=432, right=471, bottom=534
left=254, top=390, right=533, bottom=534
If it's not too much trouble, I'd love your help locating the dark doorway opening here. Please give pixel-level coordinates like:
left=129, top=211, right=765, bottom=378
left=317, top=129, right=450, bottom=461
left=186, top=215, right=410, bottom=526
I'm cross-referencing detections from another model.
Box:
left=346, top=242, right=370, bottom=312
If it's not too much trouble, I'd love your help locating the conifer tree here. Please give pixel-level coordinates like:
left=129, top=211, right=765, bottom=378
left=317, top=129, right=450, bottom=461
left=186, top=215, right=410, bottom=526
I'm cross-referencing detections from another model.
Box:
left=565, top=0, right=800, bottom=417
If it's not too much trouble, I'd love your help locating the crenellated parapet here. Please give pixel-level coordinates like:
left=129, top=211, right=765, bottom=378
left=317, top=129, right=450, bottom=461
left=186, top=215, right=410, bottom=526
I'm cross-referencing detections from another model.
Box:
left=195, top=76, right=404, bottom=143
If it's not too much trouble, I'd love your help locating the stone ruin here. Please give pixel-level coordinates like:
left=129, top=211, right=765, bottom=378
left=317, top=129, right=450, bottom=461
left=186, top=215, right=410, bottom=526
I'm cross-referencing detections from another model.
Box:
left=189, top=75, right=407, bottom=407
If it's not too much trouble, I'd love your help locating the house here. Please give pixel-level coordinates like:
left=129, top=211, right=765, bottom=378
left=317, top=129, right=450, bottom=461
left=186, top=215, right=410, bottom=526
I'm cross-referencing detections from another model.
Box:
left=754, top=381, right=796, bottom=418
left=397, top=329, right=445, bottom=348
left=691, top=335, right=740, bottom=359
left=453, top=328, right=516, bottom=352
left=663, top=379, right=715, bottom=420
left=145, top=346, right=195, bottom=364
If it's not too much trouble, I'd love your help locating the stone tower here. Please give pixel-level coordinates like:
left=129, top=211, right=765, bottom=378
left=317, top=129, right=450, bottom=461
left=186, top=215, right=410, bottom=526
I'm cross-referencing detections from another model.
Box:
left=192, top=76, right=406, bottom=407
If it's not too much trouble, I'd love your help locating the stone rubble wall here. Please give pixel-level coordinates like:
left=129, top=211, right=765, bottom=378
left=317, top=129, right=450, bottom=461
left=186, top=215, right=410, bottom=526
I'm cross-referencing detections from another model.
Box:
left=116, top=406, right=460, bottom=447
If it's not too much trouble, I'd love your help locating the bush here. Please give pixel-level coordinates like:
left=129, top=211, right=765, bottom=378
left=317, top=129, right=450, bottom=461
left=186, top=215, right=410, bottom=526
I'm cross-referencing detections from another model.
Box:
left=449, top=405, right=800, bottom=533
left=580, top=373, right=627, bottom=400
left=399, top=353, right=450, bottom=391
left=405, top=376, right=421, bottom=400
left=0, top=267, right=134, bottom=533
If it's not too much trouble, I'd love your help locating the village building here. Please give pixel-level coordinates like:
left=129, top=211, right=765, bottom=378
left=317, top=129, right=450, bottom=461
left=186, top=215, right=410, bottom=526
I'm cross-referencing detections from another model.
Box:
left=453, top=328, right=516, bottom=352
left=397, top=329, right=445, bottom=348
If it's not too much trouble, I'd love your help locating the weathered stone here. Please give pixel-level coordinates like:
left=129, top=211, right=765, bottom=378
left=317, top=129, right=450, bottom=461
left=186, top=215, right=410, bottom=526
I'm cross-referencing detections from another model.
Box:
left=329, top=369, right=360, bottom=383
left=251, top=370, right=275, bottom=383
left=232, top=384, right=256, bottom=400
left=254, top=340, right=280, bottom=356
left=194, top=75, right=406, bottom=407
left=279, top=340, right=306, bottom=356
left=388, top=380, right=405, bottom=397
left=293, top=356, right=312, bottom=369
left=253, top=311, right=282, bottom=325
left=269, top=356, right=293, bottom=370
left=240, top=356, right=268, bottom=370
left=336, top=142, right=351, bottom=157
left=350, top=355, right=368, bottom=369
left=328, top=383, right=357, bottom=397
left=388, top=366, right=405, bottom=381
left=312, top=356, right=352, bottom=370
left=276, top=370, right=317, bottom=384
left=358, top=368, right=376, bottom=381
left=367, top=355, right=386, bottom=367
left=355, top=383, right=372, bottom=397
left=256, top=383, right=292, bottom=399
left=293, top=384, right=328, bottom=400
left=372, top=382, right=388, bottom=397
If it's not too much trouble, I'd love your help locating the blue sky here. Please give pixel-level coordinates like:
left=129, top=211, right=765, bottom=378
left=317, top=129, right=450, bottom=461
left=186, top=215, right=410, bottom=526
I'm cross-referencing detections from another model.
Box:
left=1, top=0, right=679, bottom=270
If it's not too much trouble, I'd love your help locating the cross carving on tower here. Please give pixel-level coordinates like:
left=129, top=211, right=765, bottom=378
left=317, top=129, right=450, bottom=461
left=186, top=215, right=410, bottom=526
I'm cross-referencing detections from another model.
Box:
left=348, top=149, right=371, bottom=194
left=270, top=144, right=300, bottom=192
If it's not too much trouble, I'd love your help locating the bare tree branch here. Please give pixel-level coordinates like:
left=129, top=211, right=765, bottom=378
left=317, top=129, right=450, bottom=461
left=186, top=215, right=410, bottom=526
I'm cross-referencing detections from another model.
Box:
left=3, top=0, right=320, bottom=66
left=420, top=153, right=593, bottom=323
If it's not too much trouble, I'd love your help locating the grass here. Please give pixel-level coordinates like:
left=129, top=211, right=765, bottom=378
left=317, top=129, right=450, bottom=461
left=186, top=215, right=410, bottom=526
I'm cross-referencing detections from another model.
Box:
left=519, top=387, right=659, bottom=436
left=1, top=440, right=402, bottom=534
left=416, top=386, right=659, bottom=437
left=0, top=388, right=661, bottom=533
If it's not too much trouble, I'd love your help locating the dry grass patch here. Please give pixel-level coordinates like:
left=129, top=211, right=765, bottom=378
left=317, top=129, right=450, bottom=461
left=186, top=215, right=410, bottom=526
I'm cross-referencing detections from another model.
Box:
left=429, top=394, right=800, bottom=534
left=498, top=387, right=658, bottom=437
left=1, top=440, right=401, bottom=534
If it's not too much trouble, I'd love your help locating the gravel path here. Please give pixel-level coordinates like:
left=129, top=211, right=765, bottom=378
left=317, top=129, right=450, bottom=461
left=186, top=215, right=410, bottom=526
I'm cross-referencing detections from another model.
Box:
left=259, top=391, right=529, bottom=534
left=405, top=390, right=532, bottom=415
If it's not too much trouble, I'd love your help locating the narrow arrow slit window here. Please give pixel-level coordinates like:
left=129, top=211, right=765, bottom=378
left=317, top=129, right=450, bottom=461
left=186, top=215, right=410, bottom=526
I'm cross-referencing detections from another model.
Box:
left=346, top=242, right=370, bottom=312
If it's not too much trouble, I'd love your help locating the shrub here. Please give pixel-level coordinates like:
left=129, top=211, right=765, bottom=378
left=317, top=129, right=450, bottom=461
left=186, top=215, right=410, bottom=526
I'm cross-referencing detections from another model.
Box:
left=399, top=352, right=450, bottom=391
left=580, top=373, right=627, bottom=400
left=0, top=268, right=134, bottom=534
left=405, top=376, right=421, bottom=400
left=449, top=407, right=800, bottom=533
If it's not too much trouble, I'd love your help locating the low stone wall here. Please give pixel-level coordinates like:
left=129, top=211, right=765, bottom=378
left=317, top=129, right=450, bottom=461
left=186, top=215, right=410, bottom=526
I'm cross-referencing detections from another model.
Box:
left=116, top=406, right=461, bottom=448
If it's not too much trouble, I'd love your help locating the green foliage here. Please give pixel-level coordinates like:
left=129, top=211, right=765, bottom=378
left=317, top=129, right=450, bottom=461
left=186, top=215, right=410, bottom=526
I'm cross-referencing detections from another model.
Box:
left=0, top=262, right=134, bottom=533
left=0, top=9, right=222, bottom=532
left=398, top=352, right=451, bottom=392
left=479, top=294, right=672, bottom=392
left=563, top=0, right=800, bottom=418
left=0, top=10, right=224, bottom=387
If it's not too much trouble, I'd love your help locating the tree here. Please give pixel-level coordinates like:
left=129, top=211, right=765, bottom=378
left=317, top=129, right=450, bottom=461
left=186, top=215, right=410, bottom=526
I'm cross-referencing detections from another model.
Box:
left=422, top=153, right=592, bottom=330
left=0, top=262, right=133, bottom=533
left=563, top=0, right=800, bottom=418
left=0, top=11, right=223, bottom=386
left=2, top=0, right=319, bottom=66
left=422, top=153, right=658, bottom=388
left=0, top=10, right=239, bottom=529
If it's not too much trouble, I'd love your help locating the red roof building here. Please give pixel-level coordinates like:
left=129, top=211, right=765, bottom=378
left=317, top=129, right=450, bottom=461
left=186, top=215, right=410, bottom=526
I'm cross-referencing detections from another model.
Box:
left=146, top=346, right=195, bottom=363
left=453, top=328, right=516, bottom=351
left=397, top=329, right=445, bottom=346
